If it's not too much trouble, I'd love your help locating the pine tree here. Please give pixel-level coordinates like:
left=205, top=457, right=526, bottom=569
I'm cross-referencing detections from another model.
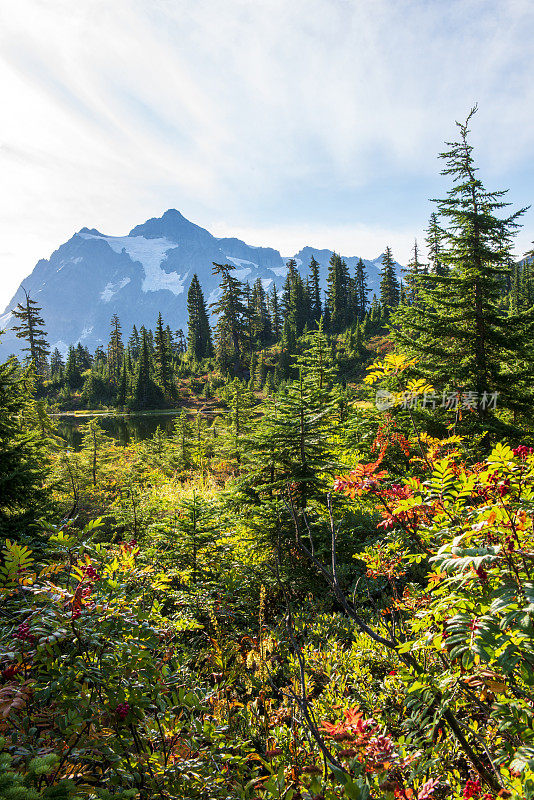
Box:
left=107, top=314, right=124, bottom=386
left=269, top=283, right=282, bottom=340
left=219, top=378, right=255, bottom=465
left=326, top=253, right=350, bottom=332
left=170, top=409, right=193, bottom=470
left=354, top=258, right=369, bottom=318
left=379, top=247, right=400, bottom=311
left=308, top=255, right=322, bottom=322
left=50, top=348, right=64, bottom=378
left=11, top=289, right=50, bottom=377
left=251, top=278, right=272, bottom=345
left=394, top=107, right=532, bottom=423
left=211, top=263, right=247, bottom=370
left=79, top=418, right=113, bottom=486
left=132, top=328, right=163, bottom=409
left=116, top=356, right=128, bottom=407
left=64, top=345, right=82, bottom=390
left=76, top=343, right=92, bottom=371
left=128, top=325, right=140, bottom=359
left=426, top=212, right=447, bottom=276
left=0, top=351, right=51, bottom=535
left=242, top=325, right=338, bottom=508
left=281, top=260, right=298, bottom=320
left=154, top=312, right=171, bottom=396
left=403, top=240, right=424, bottom=305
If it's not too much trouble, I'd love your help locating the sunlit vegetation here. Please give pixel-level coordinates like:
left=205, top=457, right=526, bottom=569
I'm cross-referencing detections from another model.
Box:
left=2, top=111, right=534, bottom=800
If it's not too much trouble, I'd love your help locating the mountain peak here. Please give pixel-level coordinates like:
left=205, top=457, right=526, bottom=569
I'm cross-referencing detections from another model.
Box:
left=128, top=208, right=211, bottom=243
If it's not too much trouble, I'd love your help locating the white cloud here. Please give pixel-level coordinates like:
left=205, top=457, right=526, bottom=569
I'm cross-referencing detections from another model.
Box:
left=0, top=0, right=533, bottom=306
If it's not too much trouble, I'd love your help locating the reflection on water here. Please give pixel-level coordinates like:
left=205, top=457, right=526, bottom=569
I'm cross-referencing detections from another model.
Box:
left=55, top=413, right=180, bottom=450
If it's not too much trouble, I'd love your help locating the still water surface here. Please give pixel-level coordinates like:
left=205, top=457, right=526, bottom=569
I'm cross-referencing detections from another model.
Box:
left=55, top=413, right=180, bottom=449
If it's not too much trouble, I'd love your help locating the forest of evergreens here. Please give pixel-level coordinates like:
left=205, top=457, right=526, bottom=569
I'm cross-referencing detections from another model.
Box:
left=3, top=111, right=534, bottom=800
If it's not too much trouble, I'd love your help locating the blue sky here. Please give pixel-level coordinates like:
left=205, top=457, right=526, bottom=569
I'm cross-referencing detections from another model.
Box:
left=1, top=0, right=533, bottom=308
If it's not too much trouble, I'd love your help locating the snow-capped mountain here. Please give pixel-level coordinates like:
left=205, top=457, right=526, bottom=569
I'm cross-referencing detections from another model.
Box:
left=0, top=209, right=401, bottom=357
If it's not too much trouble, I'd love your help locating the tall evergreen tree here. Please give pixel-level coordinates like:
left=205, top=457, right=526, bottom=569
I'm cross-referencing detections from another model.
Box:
left=64, top=345, right=82, bottom=390
left=50, top=348, right=64, bottom=378
left=426, top=211, right=447, bottom=276
left=394, top=107, right=532, bottom=422
left=250, top=277, right=272, bottom=345
left=154, top=312, right=171, bottom=395
left=326, top=253, right=350, bottom=332
left=132, top=328, right=162, bottom=408
left=354, top=258, right=369, bottom=318
left=0, top=351, right=51, bottom=535
left=211, top=263, right=247, bottom=370
left=308, top=255, right=322, bottom=322
left=403, top=240, right=424, bottom=305
left=269, top=283, right=282, bottom=341
left=11, top=289, right=49, bottom=377
left=128, top=325, right=140, bottom=359
left=107, top=314, right=124, bottom=386
left=379, top=247, right=400, bottom=311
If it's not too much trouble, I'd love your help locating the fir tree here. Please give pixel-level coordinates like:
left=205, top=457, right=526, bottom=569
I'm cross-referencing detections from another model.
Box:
left=154, top=312, right=171, bottom=395
left=394, top=107, right=532, bottom=423
left=326, top=253, right=351, bottom=332
left=403, top=240, right=424, bottom=305
left=128, top=325, right=140, bottom=359
left=308, top=255, right=322, bottom=322
left=0, top=351, right=51, bottom=535
left=269, top=283, right=282, bottom=340
left=354, top=258, right=369, bottom=318
left=132, top=328, right=163, bottom=409
left=64, top=346, right=82, bottom=390
left=50, top=348, right=64, bottom=377
left=211, top=263, right=247, bottom=370
left=107, top=314, right=124, bottom=386
left=11, top=288, right=50, bottom=377
left=426, top=212, right=447, bottom=276
left=379, top=247, right=400, bottom=311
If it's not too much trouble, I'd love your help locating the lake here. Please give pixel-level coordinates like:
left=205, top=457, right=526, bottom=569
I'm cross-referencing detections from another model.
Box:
left=55, top=412, right=182, bottom=449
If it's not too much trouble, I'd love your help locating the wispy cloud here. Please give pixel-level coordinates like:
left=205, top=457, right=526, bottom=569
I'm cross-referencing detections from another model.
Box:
left=1, top=0, right=533, bottom=306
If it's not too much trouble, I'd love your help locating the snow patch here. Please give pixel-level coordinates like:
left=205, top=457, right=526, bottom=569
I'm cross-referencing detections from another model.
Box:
left=261, top=278, right=273, bottom=290
left=80, top=232, right=186, bottom=295
left=233, top=268, right=252, bottom=281
left=270, top=266, right=287, bottom=277
left=100, top=277, right=131, bottom=302
left=225, top=256, right=259, bottom=270
left=0, top=311, right=12, bottom=331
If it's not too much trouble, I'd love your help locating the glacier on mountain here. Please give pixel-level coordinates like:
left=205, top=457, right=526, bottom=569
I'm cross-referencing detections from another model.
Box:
left=78, top=232, right=187, bottom=295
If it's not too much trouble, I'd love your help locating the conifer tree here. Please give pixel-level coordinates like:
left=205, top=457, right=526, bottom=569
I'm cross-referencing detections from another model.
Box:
left=269, top=283, right=282, bottom=340
left=379, top=247, right=400, bottom=311
left=0, top=351, right=51, bottom=535
left=170, top=409, right=193, bottom=470
left=116, top=356, right=128, bottom=407
left=132, top=328, right=162, bottom=408
left=281, top=260, right=298, bottom=320
left=308, top=255, right=322, bottom=322
left=403, top=240, right=424, bottom=305
left=211, top=263, right=247, bottom=370
left=107, top=314, right=124, bottom=386
left=50, top=348, right=64, bottom=378
left=154, top=312, right=171, bottom=396
left=394, top=107, right=532, bottom=422
left=354, top=258, right=369, bottom=318
left=251, top=278, right=272, bottom=345
left=426, top=212, right=447, bottom=276
left=64, top=345, right=82, bottom=389
left=128, top=325, right=140, bottom=359
left=11, top=288, right=50, bottom=377
left=326, top=253, right=351, bottom=332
